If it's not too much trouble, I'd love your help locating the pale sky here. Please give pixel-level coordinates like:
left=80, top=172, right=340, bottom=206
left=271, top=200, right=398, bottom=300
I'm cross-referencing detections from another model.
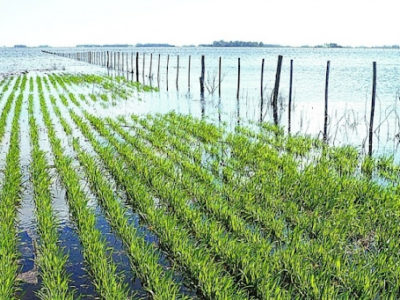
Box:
left=0, top=0, right=399, bottom=47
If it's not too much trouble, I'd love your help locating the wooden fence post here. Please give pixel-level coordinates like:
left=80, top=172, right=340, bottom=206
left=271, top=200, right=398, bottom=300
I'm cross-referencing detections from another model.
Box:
left=260, top=58, right=265, bottom=122
left=126, top=52, right=129, bottom=73
left=288, top=59, right=293, bottom=134
left=118, top=52, right=121, bottom=72
left=323, top=60, right=330, bottom=142
left=131, top=52, right=133, bottom=73
left=272, top=55, right=283, bottom=126
left=142, top=53, right=145, bottom=83
left=188, top=55, right=191, bottom=92
left=368, top=62, right=377, bottom=156
left=107, top=51, right=110, bottom=69
left=176, top=55, right=179, bottom=90
left=136, top=52, right=139, bottom=82
left=200, top=55, right=205, bottom=98
left=149, top=53, right=153, bottom=81
left=237, top=58, right=240, bottom=100
left=218, top=57, right=222, bottom=98
left=157, top=54, right=160, bottom=88
left=166, top=54, right=170, bottom=91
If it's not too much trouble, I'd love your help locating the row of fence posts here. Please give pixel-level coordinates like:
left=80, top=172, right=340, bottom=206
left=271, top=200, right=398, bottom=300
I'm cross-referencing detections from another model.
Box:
left=42, top=50, right=378, bottom=156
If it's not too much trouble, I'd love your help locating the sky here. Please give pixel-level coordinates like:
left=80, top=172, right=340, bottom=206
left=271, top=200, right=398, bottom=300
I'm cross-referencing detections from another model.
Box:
left=0, top=0, right=399, bottom=47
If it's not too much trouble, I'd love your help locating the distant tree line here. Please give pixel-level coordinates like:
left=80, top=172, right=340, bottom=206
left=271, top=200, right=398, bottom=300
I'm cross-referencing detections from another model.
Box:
left=76, top=43, right=175, bottom=48
left=136, top=43, right=174, bottom=47
left=199, top=40, right=283, bottom=47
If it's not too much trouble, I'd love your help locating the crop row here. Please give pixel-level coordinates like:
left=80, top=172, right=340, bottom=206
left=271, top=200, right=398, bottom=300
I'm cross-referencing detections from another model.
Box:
left=60, top=95, right=249, bottom=298
left=28, top=92, right=75, bottom=299
left=37, top=77, right=130, bottom=299
left=129, top=112, right=400, bottom=297
left=0, top=75, right=25, bottom=298
left=96, top=114, right=288, bottom=298
left=105, top=114, right=345, bottom=298
left=109, top=112, right=400, bottom=297
left=45, top=83, right=186, bottom=299
left=0, top=77, right=22, bottom=142
left=0, top=76, right=14, bottom=97
left=129, top=111, right=400, bottom=298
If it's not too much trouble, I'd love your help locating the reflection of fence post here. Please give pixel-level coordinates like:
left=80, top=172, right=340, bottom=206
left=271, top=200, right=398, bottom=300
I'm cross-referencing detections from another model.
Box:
left=288, top=59, right=293, bottom=134
left=260, top=58, right=264, bottom=122
left=368, top=62, right=377, bottom=157
left=272, top=55, right=283, bottom=126
left=218, top=57, right=222, bottom=98
left=200, top=55, right=205, bottom=98
left=323, top=61, right=330, bottom=142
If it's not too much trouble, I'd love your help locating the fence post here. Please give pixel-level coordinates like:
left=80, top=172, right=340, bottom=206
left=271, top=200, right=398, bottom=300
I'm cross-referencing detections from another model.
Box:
left=142, top=53, right=145, bottom=83
left=288, top=59, right=293, bottom=134
left=237, top=58, right=240, bottom=100
left=368, top=62, right=377, bottom=157
left=118, top=52, right=121, bottom=72
left=260, top=58, right=265, bottom=122
left=166, top=54, right=170, bottom=91
left=107, top=51, right=110, bottom=69
left=126, top=52, right=128, bottom=73
left=131, top=52, right=134, bottom=73
left=157, top=54, right=160, bottom=88
left=136, top=52, right=139, bottom=82
left=149, top=53, right=153, bottom=81
left=272, top=55, right=283, bottom=126
left=200, top=55, right=205, bottom=98
left=188, top=55, right=191, bottom=92
left=176, top=55, right=179, bottom=90
left=323, top=60, right=330, bottom=142
left=218, top=57, right=222, bottom=98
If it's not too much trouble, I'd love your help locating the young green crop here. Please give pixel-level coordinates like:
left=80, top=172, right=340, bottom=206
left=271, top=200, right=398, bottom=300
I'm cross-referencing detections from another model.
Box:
left=37, top=77, right=130, bottom=299
left=0, top=76, right=24, bottom=298
left=25, top=72, right=400, bottom=298
left=28, top=93, right=75, bottom=299
left=90, top=114, right=289, bottom=298
left=48, top=81, right=248, bottom=298
left=64, top=109, right=249, bottom=299
left=48, top=87, right=186, bottom=299
left=0, top=77, right=22, bottom=141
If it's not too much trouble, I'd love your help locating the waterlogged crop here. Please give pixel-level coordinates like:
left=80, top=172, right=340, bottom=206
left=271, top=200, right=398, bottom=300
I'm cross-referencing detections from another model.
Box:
left=0, top=75, right=25, bottom=298
left=28, top=94, right=74, bottom=299
left=1, top=72, right=400, bottom=298
left=38, top=76, right=129, bottom=299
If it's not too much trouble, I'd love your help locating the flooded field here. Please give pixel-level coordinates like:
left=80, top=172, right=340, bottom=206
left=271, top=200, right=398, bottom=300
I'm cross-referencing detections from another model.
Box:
left=2, top=47, right=400, bottom=158
left=1, top=49, right=400, bottom=299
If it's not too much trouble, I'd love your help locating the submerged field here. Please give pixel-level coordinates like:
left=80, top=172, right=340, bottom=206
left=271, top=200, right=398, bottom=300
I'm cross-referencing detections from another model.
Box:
left=1, top=72, right=400, bottom=299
